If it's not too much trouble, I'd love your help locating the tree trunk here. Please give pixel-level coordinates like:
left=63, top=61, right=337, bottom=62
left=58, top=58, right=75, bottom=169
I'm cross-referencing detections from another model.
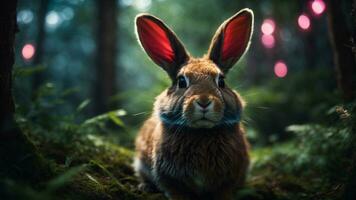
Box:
left=352, top=0, right=356, bottom=63
left=0, top=0, right=49, bottom=182
left=343, top=2, right=356, bottom=200
left=326, top=0, right=356, bottom=101
left=32, top=0, right=49, bottom=89
left=342, top=2, right=356, bottom=200
left=94, top=0, right=118, bottom=114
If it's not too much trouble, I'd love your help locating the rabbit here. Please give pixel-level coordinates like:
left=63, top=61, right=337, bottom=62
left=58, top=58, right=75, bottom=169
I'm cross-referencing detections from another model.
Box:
left=133, top=8, right=254, bottom=200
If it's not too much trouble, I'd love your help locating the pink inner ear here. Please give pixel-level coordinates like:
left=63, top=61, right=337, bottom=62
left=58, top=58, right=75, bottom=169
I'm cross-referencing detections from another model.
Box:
left=137, top=17, right=175, bottom=65
left=221, top=14, right=251, bottom=61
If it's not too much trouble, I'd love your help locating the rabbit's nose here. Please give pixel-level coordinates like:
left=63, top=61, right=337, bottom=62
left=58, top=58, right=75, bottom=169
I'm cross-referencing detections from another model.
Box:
left=196, top=99, right=212, bottom=109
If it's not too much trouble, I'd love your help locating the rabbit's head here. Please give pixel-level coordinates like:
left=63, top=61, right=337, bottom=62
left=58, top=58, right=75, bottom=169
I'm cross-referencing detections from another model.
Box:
left=136, top=9, right=253, bottom=128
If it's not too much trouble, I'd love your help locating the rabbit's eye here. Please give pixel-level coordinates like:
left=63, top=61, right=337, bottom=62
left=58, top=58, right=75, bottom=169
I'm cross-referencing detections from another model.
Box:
left=177, top=75, right=188, bottom=88
left=217, top=75, right=225, bottom=88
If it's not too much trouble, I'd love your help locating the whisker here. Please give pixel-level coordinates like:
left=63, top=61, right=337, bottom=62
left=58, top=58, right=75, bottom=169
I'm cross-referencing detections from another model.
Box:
left=132, top=111, right=151, bottom=116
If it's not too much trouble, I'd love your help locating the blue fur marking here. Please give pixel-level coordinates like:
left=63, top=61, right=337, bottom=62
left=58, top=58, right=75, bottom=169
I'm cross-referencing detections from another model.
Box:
left=220, top=108, right=241, bottom=125
left=160, top=109, right=241, bottom=127
left=160, top=112, right=186, bottom=126
left=220, top=114, right=241, bottom=125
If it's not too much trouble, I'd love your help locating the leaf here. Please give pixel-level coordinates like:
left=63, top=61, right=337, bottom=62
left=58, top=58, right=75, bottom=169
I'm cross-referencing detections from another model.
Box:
left=108, top=111, right=125, bottom=127
left=85, top=173, right=101, bottom=186
left=89, top=160, right=125, bottom=189
left=286, top=125, right=310, bottom=133
left=115, top=109, right=127, bottom=117
left=61, top=87, right=79, bottom=97
left=35, top=82, right=55, bottom=98
left=13, top=65, right=46, bottom=77
left=82, top=109, right=126, bottom=126
left=83, top=114, right=108, bottom=125
left=76, top=99, right=91, bottom=113
left=46, top=165, right=87, bottom=193
left=87, top=134, right=104, bottom=146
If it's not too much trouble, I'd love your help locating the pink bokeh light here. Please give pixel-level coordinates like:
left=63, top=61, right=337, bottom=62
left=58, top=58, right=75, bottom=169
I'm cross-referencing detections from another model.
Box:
left=22, top=44, right=35, bottom=60
left=274, top=61, right=288, bottom=78
left=261, top=34, right=275, bottom=48
left=298, top=14, right=311, bottom=30
left=261, top=19, right=275, bottom=35
left=311, top=0, right=326, bottom=15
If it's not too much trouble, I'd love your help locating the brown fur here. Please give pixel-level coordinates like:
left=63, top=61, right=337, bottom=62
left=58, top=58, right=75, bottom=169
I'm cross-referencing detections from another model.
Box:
left=135, top=116, right=249, bottom=200
left=134, top=9, right=254, bottom=200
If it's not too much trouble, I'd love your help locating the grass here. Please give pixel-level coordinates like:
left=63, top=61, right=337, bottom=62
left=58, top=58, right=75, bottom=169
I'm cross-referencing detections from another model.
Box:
left=1, top=130, right=348, bottom=200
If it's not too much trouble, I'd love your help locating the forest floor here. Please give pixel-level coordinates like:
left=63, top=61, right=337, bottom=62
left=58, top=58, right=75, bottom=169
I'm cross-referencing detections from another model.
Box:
left=0, top=128, right=345, bottom=200
left=2, top=101, right=354, bottom=200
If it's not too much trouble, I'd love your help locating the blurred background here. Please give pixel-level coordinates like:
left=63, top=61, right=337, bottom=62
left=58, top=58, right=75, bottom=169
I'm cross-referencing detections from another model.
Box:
left=15, top=0, right=349, bottom=147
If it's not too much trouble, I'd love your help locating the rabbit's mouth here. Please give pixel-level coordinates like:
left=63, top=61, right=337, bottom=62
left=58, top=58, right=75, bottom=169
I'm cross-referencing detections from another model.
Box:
left=190, top=117, right=218, bottom=128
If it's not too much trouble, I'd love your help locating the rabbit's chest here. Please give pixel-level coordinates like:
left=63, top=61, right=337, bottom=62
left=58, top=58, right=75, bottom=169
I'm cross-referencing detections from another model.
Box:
left=154, top=133, right=240, bottom=186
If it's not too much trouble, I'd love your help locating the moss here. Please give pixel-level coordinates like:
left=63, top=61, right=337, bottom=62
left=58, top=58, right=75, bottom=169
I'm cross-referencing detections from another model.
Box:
left=4, top=110, right=352, bottom=200
left=0, top=134, right=345, bottom=200
left=243, top=144, right=344, bottom=200
left=28, top=133, right=167, bottom=200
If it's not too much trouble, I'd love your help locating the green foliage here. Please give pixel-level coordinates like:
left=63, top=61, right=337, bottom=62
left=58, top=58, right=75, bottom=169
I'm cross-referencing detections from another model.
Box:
left=242, top=69, right=338, bottom=144
left=243, top=102, right=356, bottom=200
left=14, top=79, right=138, bottom=148
left=3, top=83, right=165, bottom=199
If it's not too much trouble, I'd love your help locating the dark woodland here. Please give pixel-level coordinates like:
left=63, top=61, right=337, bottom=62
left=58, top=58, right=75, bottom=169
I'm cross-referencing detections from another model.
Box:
left=0, top=0, right=356, bottom=199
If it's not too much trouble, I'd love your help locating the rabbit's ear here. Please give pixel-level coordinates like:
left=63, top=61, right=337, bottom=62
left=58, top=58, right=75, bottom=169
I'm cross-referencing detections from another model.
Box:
left=135, top=14, right=189, bottom=78
left=207, top=9, right=253, bottom=73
